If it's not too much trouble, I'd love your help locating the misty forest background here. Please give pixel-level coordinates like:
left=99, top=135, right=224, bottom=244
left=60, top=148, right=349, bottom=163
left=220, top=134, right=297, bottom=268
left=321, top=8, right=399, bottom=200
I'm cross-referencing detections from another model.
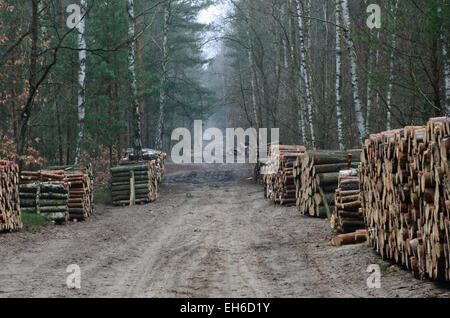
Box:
left=0, top=0, right=449, bottom=173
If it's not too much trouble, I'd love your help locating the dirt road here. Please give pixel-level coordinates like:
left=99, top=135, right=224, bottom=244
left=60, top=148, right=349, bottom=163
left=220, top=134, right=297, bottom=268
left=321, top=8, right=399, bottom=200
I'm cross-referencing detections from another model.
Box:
left=0, top=162, right=448, bottom=298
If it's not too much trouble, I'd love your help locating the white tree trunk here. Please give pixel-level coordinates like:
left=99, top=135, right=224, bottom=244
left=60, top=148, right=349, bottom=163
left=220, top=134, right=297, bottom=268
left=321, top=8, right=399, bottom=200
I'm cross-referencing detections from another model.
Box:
left=75, top=0, right=86, bottom=164
left=288, top=0, right=306, bottom=145
left=127, top=0, right=143, bottom=157
left=323, top=1, right=328, bottom=107
left=295, top=0, right=315, bottom=149
left=365, top=0, right=372, bottom=134
left=443, top=38, right=450, bottom=114
left=246, top=2, right=260, bottom=129
left=386, top=0, right=399, bottom=131
left=375, top=31, right=380, bottom=118
left=340, top=0, right=366, bottom=145
left=156, top=2, right=170, bottom=149
left=335, top=0, right=344, bottom=150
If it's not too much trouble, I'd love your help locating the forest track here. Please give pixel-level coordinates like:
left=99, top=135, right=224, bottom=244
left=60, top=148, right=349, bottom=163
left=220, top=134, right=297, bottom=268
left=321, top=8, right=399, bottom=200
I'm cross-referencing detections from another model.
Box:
left=0, top=162, right=449, bottom=298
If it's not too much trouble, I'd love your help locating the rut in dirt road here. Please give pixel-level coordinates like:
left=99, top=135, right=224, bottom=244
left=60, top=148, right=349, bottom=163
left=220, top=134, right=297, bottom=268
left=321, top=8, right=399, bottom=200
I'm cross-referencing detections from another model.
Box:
left=0, top=163, right=448, bottom=298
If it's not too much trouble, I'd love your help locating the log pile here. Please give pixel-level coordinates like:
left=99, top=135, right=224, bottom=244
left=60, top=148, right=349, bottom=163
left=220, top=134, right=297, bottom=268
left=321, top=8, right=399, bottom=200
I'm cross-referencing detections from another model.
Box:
left=360, top=117, right=450, bottom=281
left=262, top=145, right=306, bottom=206
left=19, top=182, right=69, bottom=223
left=0, top=160, right=22, bottom=232
left=48, top=165, right=94, bottom=220
left=293, top=151, right=361, bottom=218
left=331, top=230, right=368, bottom=247
left=331, top=168, right=364, bottom=233
left=20, top=170, right=65, bottom=184
left=111, top=153, right=165, bottom=206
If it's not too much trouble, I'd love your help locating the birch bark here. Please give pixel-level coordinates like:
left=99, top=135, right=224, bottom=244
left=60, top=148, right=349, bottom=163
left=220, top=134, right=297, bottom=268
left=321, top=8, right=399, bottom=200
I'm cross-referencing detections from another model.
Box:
left=340, top=0, right=366, bottom=144
left=335, top=0, right=344, bottom=150
left=75, top=0, right=87, bottom=164
left=127, top=0, right=143, bottom=158
left=156, top=2, right=170, bottom=149
left=295, top=0, right=315, bottom=149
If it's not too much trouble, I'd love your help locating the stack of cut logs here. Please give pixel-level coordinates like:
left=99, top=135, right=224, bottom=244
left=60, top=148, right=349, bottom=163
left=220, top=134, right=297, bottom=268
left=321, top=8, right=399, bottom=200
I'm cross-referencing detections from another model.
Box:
left=19, top=181, right=69, bottom=223
left=111, top=153, right=165, bottom=206
left=332, top=168, right=364, bottom=233
left=20, top=170, right=65, bottom=183
left=0, top=160, right=22, bottom=232
left=262, top=145, right=306, bottom=206
left=360, top=117, right=449, bottom=281
left=293, top=151, right=361, bottom=218
left=47, top=165, right=94, bottom=220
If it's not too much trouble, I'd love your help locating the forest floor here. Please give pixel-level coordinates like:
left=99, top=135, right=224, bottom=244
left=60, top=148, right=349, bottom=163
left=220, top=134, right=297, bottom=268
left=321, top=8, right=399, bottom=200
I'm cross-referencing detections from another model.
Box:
left=0, top=161, right=449, bottom=298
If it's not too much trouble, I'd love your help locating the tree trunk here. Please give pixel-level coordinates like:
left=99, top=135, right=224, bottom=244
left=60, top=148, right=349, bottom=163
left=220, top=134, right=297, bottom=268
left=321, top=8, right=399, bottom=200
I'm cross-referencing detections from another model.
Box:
left=444, top=40, right=450, bottom=114
left=335, top=0, right=344, bottom=150
left=75, top=0, right=87, bottom=164
left=288, top=0, right=306, bottom=145
left=295, top=0, right=315, bottom=149
left=340, top=0, right=366, bottom=145
left=386, top=0, right=399, bottom=131
left=18, top=0, right=39, bottom=156
left=245, top=1, right=260, bottom=129
left=127, top=0, right=143, bottom=159
left=156, top=1, right=170, bottom=150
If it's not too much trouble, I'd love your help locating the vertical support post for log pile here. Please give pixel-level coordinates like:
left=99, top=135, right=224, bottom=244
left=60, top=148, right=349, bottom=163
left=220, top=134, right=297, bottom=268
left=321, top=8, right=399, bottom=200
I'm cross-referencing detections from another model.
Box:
left=318, top=186, right=332, bottom=219
left=130, top=170, right=135, bottom=206
left=36, top=182, right=41, bottom=215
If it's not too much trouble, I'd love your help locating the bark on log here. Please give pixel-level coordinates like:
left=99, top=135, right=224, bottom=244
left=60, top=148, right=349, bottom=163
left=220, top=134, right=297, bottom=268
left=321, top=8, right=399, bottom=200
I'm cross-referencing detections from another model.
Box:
left=360, top=117, right=450, bottom=281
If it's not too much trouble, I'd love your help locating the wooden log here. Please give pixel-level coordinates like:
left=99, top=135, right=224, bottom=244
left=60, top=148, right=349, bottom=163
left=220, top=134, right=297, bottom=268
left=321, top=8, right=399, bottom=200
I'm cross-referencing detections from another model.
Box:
left=360, top=118, right=450, bottom=281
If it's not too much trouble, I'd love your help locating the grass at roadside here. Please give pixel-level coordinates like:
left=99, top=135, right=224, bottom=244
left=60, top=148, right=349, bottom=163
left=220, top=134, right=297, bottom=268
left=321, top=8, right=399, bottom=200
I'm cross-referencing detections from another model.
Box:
left=21, top=212, right=52, bottom=232
left=94, top=186, right=111, bottom=204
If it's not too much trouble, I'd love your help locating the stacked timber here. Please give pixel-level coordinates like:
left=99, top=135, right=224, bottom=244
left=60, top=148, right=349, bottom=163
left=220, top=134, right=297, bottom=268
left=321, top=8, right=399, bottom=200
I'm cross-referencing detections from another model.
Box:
left=20, top=170, right=65, bottom=184
left=331, top=230, right=368, bottom=246
left=332, top=168, right=364, bottom=233
left=19, top=182, right=69, bottom=223
left=0, top=160, right=22, bottom=232
left=262, top=145, right=306, bottom=206
left=111, top=153, right=165, bottom=206
left=49, top=165, right=94, bottom=220
left=360, top=117, right=450, bottom=281
left=293, top=151, right=361, bottom=218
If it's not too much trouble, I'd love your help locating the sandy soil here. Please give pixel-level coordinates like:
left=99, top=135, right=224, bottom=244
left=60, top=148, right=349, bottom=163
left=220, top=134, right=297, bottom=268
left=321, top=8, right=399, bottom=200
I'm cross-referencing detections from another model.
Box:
left=0, top=162, right=449, bottom=298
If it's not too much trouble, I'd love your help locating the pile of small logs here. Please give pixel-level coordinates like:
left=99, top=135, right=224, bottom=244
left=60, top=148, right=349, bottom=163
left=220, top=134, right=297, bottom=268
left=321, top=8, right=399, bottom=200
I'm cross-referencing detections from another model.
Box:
left=360, top=117, right=449, bottom=281
left=331, top=230, right=367, bottom=246
left=0, top=160, right=22, bottom=232
left=48, top=165, right=94, bottom=220
left=20, top=170, right=65, bottom=184
left=262, top=145, right=306, bottom=206
left=331, top=168, right=364, bottom=233
left=19, top=182, right=69, bottom=223
left=293, top=151, right=361, bottom=218
left=111, top=153, right=165, bottom=206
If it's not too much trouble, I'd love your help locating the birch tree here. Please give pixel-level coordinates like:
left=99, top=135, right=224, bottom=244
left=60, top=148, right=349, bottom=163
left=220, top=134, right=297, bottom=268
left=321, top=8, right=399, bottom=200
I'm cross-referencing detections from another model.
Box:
left=295, top=0, right=315, bottom=149
left=126, top=0, right=143, bottom=159
left=386, top=0, right=399, bottom=131
left=245, top=1, right=260, bottom=129
left=75, top=0, right=87, bottom=164
left=445, top=42, right=450, bottom=114
left=155, top=1, right=171, bottom=149
left=340, top=0, right=366, bottom=144
left=288, top=0, right=306, bottom=145
left=335, top=0, right=344, bottom=150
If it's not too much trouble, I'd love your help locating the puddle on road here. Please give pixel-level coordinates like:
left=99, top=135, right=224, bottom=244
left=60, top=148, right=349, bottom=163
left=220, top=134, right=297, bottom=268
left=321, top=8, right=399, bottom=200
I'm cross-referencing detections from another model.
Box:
left=164, top=166, right=252, bottom=184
